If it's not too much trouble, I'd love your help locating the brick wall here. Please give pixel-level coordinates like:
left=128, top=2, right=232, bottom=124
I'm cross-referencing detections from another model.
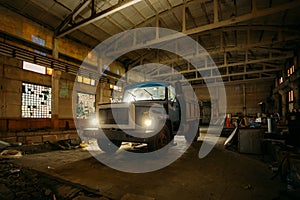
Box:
left=194, top=80, right=273, bottom=117
left=0, top=130, right=79, bottom=144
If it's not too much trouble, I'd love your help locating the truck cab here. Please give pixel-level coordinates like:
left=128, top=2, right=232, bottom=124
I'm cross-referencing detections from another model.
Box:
left=96, top=81, right=199, bottom=152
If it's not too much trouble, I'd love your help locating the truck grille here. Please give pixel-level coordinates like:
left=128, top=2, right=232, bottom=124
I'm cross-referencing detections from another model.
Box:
left=99, top=108, right=129, bottom=125
left=98, top=103, right=135, bottom=129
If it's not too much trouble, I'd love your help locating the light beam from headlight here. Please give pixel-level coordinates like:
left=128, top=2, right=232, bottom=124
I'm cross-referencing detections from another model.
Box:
left=91, top=118, right=98, bottom=126
left=143, top=118, right=152, bottom=127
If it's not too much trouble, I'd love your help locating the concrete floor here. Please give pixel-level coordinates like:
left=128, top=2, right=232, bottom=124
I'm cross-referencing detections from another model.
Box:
left=13, top=129, right=286, bottom=200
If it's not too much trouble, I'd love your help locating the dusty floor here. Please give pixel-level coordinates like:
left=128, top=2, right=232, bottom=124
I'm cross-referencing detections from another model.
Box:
left=11, top=128, right=289, bottom=200
left=0, top=160, right=107, bottom=200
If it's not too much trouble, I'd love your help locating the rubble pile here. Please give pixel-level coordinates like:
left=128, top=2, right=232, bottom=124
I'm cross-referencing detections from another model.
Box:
left=0, top=160, right=109, bottom=200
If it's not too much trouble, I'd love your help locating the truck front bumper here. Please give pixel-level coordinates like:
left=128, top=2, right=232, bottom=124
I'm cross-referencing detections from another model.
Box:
left=82, top=128, right=156, bottom=143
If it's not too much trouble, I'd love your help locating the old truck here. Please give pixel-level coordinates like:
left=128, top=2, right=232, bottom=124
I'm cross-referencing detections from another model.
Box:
left=96, top=81, right=200, bottom=152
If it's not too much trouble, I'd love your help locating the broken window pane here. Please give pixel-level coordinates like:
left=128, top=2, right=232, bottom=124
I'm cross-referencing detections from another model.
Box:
left=76, top=93, right=95, bottom=119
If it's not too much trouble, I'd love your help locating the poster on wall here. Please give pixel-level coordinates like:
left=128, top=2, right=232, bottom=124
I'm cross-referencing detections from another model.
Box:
left=59, top=82, right=69, bottom=98
left=76, top=93, right=95, bottom=119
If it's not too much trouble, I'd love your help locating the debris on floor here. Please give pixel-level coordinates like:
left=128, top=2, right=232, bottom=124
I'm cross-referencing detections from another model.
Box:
left=268, top=144, right=300, bottom=199
left=46, top=139, right=82, bottom=150
left=0, top=140, right=10, bottom=150
left=120, top=193, right=155, bottom=200
left=79, top=141, right=89, bottom=149
left=0, top=149, right=22, bottom=159
left=224, top=127, right=238, bottom=147
left=243, top=184, right=253, bottom=190
left=1, top=138, right=84, bottom=156
left=0, top=160, right=110, bottom=200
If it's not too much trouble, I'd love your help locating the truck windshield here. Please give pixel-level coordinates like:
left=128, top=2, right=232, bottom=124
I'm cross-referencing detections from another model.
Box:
left=123, top=86, right=165, bottom=102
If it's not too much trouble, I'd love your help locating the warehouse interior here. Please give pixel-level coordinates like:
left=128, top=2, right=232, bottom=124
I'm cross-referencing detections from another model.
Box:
left=0, top=0, right=300, bottom=199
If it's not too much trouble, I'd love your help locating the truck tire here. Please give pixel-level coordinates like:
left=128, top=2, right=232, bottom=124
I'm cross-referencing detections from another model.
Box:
left=97, top=139, right=122, bottom=153
left=148, top=125, right=170, bottom=152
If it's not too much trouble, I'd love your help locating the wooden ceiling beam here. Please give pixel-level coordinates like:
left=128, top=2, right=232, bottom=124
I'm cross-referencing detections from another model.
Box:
left=184, top=0, right=300, bottom=35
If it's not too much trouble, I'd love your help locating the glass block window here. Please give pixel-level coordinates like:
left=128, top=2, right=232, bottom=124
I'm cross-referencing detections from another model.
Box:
left=279, top=77, right=283, bottom=84
left=22, top=83, right=52, bottom=118
left=289, top=90, right=294, bottom=102
left=31, top=35, right=46, bottom=56
left=23, top=61, right=52, bottom=75
left=287, top=65, right=295, bottom=77
left=77, top=75, right=96, bottom=86
left=23, top=61, right=45, bottom=74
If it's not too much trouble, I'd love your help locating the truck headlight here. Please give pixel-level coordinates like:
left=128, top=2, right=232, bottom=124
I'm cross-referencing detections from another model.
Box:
left=91, top=118, right=98, bottom=126
left=143, top=118, right=152, bottom=127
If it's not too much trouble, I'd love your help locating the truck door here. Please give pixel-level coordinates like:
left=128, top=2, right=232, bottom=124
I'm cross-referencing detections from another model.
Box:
left=202, top=101, right=211, bottom=124
left=168, top=85, right=180, bottom=130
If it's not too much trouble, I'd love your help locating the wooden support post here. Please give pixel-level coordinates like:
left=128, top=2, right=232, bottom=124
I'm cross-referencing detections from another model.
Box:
left=51, top=70, right=61, bottom=130
left=214, top=0, right=219, bottom=23
left=182, top=4, right=186, bottom=32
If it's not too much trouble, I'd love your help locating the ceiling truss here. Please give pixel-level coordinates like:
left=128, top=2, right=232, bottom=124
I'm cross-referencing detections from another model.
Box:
left=1, top=0, right=300, bottom=85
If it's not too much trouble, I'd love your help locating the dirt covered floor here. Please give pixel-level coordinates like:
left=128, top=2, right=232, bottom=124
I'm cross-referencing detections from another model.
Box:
left=4, top=129, right=293, bottom=200
left=0, top=159, right=110, bottom=200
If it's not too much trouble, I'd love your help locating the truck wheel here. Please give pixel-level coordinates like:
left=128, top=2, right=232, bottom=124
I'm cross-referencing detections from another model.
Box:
left=97, top=139, right=122, bottom=153
left=148, top=125, right=170, bottom=152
